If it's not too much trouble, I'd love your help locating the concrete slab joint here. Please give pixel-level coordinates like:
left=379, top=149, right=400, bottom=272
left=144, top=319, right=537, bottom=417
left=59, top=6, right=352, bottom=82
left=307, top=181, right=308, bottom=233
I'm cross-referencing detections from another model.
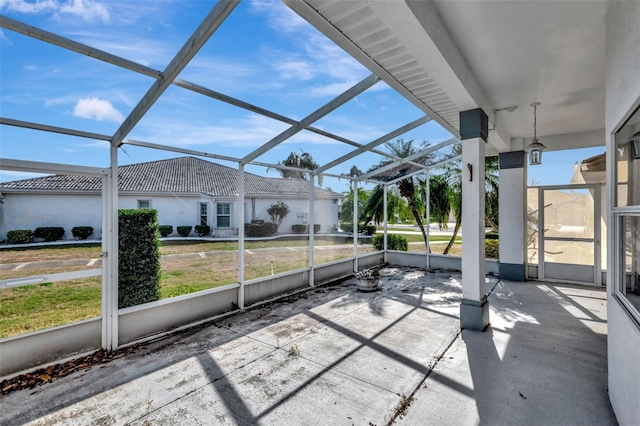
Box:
left=460, top=295, right=490, bottom=331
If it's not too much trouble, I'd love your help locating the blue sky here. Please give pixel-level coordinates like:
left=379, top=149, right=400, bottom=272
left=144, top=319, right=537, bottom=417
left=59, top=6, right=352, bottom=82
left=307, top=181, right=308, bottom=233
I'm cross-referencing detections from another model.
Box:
left=0, top=0, right=603, bottom=192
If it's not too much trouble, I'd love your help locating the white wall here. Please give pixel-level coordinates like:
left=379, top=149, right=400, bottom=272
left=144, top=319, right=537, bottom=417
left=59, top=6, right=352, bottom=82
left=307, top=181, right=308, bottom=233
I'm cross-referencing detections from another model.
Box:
left=252, top=197, right=339, bottom=233
left=605, top=2, right=640, bottom=424
left=1, top=193, right=103, bottom=241
left=1, top=193, right=340, bottom=240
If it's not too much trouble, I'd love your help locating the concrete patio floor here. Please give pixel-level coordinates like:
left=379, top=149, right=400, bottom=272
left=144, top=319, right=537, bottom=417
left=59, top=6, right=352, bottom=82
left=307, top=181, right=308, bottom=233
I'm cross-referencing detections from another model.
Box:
left=0, top=267, right=616, bottom=425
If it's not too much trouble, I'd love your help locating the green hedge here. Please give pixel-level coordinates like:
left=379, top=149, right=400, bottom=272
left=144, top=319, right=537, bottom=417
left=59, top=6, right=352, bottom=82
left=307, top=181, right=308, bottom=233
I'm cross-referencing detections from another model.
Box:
left=118, top=209, right=161, bottom=309
left=373, top=234, right=408, bottom=251
left=361, top=224, right=376, bottom=236
left=158, top=225, right=173, bottom=237
left=195, top=225, right=211, bottom=237
left=339, top=223, right=376, bottom=235
left=485, top=239, right=499, bottom=259
left=292, top=224, right=307, bottom=234
left=245, top=222, right=277, bottom=237
left=34, top=227, right=65, bottom=242
left=6, top=230, right=33, bottom=244
left=177, top=226, right=192, bottom=237
left=71, top=226, right=94, bottom=240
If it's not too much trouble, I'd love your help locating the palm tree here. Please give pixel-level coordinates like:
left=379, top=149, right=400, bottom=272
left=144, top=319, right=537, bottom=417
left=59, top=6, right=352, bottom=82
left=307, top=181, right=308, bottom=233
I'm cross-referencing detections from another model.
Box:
left=437, top=143, right=499, bottom=254
left=361, top=184, right=406, bottom=225
left=362, top=139, right=434, bottom=251
left=274, top=150, right=323, bottom=187
left=340, top=186, right=369, bottom=223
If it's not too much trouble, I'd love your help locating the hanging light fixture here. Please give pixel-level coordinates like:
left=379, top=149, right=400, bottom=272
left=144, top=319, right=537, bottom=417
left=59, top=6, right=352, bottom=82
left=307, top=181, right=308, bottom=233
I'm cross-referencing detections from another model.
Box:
left=525, top=102, right=545, bottom=165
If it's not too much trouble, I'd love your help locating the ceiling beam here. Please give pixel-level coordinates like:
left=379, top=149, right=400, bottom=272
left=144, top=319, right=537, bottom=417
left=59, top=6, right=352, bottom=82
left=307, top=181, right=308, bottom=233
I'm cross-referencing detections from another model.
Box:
left=111, top=0, right=239, bottom=147
left=241, top=73, right=380, bottom=165
left=315, top=116, right=431, bottom=174
left=0, top=117, right=112, bottom=141
left=0, top=15, right=161, bottom=79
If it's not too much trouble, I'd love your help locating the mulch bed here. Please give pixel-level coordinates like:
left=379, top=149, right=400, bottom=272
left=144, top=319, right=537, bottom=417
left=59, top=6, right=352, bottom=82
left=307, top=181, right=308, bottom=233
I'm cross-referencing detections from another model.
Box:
left=0, top=345, right=140, bottom=396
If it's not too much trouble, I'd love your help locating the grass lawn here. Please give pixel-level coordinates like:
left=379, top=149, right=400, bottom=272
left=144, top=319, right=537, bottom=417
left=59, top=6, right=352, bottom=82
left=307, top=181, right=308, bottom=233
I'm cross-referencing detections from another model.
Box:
left=0, top=238, right=444, bottom=338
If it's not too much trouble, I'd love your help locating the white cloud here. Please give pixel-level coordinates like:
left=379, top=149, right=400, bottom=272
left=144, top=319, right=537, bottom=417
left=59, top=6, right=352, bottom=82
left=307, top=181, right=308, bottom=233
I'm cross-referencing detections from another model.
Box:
left=1, top=0, right=110, bottom=23
left=73, top=97, right=124, bottom=122
left=250, top=0, right=307, bottom=32
left=0, top=29, right=12, bottom=45
left=275, top=60, right=314, bottom=80
left=131, top=113, right=346, bottom=151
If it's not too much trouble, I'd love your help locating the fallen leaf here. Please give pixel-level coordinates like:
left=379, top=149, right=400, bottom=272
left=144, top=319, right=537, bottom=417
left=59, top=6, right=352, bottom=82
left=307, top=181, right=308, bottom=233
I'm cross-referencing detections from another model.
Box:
left=40, top=374, right=51, bottom=382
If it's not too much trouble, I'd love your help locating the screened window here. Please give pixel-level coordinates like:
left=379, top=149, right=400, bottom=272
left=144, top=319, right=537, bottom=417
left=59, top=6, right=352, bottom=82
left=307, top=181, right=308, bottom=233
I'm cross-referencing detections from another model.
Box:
left=138, top=200, right=150, bottom=209
left=613, top=104, right=640, bottom=324
left=217, top=203, right=230, bottom=228
left=199, top=203, right=208, bottom=226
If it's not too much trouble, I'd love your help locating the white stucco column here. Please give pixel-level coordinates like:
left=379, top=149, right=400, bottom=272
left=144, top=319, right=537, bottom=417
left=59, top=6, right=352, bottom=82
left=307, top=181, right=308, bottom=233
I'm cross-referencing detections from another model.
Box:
left=498, top=151, right=527, bottom=281
left=460, top=108, right=489, bottom=331
left=353, top=179, right=358, bottom=272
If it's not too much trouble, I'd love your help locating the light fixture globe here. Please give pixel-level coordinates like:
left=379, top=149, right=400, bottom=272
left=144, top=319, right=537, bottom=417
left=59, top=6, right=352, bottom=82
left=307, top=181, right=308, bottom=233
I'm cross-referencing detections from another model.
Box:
left=526, top=102, right=545, bottom=165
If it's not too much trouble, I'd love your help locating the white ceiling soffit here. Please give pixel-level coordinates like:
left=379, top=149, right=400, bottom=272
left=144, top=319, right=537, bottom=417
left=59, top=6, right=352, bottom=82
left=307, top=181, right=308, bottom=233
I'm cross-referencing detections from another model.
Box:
left=285, top=0, right=468, bottom=140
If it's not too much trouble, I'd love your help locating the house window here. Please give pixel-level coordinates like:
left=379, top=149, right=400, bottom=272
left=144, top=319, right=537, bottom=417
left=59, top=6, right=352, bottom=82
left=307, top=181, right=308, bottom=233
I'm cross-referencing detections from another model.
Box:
left=613, top=104, right=640, bottom=324
left=138, top=200, right=150, bottom=209
left=199, top=203, right=208, bottom=226
left=217, top=203, right=230, bottom=228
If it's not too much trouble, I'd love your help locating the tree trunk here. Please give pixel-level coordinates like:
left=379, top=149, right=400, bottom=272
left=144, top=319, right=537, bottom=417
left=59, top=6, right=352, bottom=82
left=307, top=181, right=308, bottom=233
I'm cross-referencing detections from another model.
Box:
left=399, top=185, right=429, bottom=252
left=443, top=220, right=461, bottom=254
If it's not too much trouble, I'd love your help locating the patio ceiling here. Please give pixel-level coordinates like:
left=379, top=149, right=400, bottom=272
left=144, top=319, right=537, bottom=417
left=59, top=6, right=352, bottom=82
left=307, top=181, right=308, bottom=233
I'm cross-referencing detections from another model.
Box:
left=285, top=0, right=609, bottom=154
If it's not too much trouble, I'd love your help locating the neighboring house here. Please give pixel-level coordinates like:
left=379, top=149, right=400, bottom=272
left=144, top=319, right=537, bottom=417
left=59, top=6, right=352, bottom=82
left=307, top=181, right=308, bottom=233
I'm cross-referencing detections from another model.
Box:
left=0, top=157, right=342, bottom=241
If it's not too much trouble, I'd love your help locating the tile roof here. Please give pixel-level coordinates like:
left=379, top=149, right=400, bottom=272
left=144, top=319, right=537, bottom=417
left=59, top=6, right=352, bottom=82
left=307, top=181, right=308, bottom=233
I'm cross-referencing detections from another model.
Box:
left=0, top=157, right=340, bottom=198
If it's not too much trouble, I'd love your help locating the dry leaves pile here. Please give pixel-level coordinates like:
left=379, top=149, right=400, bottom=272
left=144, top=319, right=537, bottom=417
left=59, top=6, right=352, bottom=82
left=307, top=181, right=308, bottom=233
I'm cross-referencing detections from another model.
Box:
left=1, top=345, right=140, bottom=396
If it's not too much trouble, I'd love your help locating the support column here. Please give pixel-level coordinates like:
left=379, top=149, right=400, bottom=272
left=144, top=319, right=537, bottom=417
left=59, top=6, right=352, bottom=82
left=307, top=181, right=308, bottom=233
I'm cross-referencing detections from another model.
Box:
left=460, top=108, right=489, bottom=331
left=383, top=184, right=388, bottom=263
left=309, top=177, right=315, bottom=286
left=353, top=180, right=358, bottom=272
left=238, top=164, right=245, bottom=309
left=105, top=145, right=119, bottom=350
left=498, top=151, right=527, bottom=281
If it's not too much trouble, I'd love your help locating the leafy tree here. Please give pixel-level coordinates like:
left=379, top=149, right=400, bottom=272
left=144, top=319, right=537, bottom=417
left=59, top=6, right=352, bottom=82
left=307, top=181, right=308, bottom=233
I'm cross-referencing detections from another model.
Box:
left=267, top=201, right=290, bottom=230
left=275, top=150, right=323, bottom=187
left=437, top=143, right=499, bottom=254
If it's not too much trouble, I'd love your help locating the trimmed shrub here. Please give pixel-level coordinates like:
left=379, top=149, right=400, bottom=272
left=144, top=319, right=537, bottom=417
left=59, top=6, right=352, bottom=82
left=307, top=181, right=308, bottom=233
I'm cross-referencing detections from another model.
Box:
left=177, top=226, right=192, bottom=237
left=314, top=224, right=321, bottom=233
left=292, top=224, right=307, bottom=234
left=245, top=222, right=278, bottom=237
left=34, top=227, right=65, bottom=242
left=485, top=239, right=500, bottom=259
left=158, top=225, right=173, bottom=237
left=6, top=230, right=33, bottom=244
left=373, top=234, right=408, bottom=251
left=71, top=226, right=94, bottom=240
left=361, top=224, right=377, bottom=236
left=195, top=225, right=211, bottom=237
left=118, top=209, right=161, bottom=309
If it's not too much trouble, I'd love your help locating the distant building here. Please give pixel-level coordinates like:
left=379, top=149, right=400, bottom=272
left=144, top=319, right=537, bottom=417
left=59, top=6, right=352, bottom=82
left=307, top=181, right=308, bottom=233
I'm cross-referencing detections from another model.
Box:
left=0, top=157, right=341, bottom=240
